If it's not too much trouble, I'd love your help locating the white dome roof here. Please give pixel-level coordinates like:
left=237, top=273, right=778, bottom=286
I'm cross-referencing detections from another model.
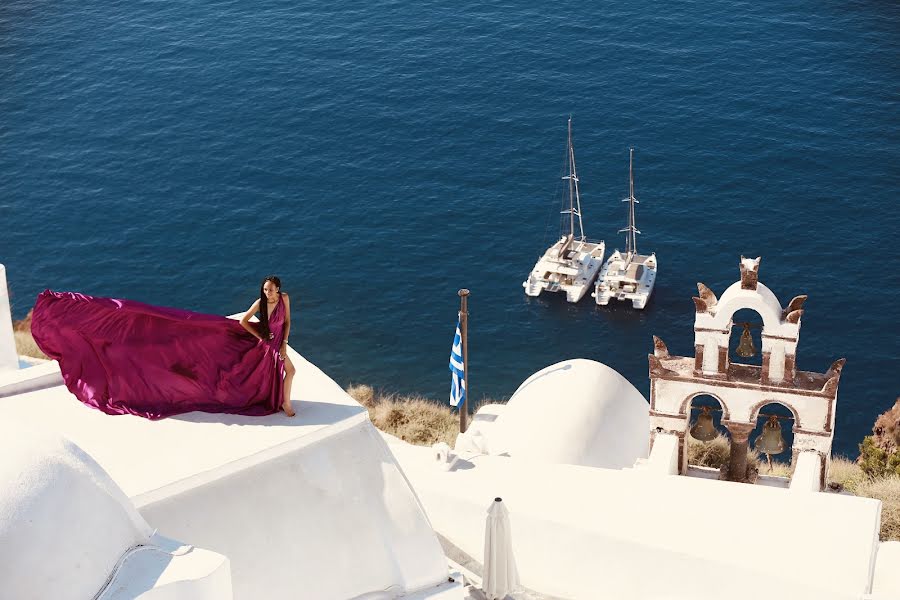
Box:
left=486, top=359, right=649, bottom=468
left=0, top=420, right=152, bottom=600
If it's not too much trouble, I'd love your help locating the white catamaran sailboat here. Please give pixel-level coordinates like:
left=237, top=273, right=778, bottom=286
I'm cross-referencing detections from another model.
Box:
left=592, top=148, right=657, bottom=309
left=523, top=118, right=606, bottom=303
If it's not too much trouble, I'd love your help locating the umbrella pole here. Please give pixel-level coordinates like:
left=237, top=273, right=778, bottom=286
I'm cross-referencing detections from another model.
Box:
left=458, top=288, right=469, bottom=434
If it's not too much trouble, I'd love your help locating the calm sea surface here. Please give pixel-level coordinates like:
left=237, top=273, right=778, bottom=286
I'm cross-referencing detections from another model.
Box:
left=1, top=0, right=898, bottom=456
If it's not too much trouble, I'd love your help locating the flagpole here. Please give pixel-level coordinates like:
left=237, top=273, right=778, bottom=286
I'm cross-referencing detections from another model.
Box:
left=458, top=288, right=469, bottom=434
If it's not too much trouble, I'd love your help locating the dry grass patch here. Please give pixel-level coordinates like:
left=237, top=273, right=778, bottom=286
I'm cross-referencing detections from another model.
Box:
left=345, top=383, right=376, bottom=408
left=687, top=433, right=732, bottom=469
left=827, top=456, right=866, bottom=493
left=346, top=385, right=459, bottom=447
left=371, top=395, right=458, bottom=446
left=760, top=459, right=792, bottom=478
left=854, top=475, right=900, bottom=541
left=825, top=457, right=899, bottom=541
left=14, top=329, right=48, bottom=360
left=11, top=312, right=48, bottom=360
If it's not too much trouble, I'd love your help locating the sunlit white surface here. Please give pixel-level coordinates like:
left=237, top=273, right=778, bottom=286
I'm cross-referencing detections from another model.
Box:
left=390, top=439, right=882, bottom=600
left=0, top=419, right=152, bottom=600
left=458, top=359, right=649, bottom=469
left=0, top=348, right=453, bottom=599
left=98, top=534, right=232, bottom=600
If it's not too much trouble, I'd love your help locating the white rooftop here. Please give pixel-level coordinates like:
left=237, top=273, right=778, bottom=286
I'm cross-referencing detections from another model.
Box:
left=0, top=419, right=153, bottom=600
left=391, top=440, right=884, bottom=600
left=0, top=348, right=456, bottom=599
left=0, top=351, right=365, bottom=506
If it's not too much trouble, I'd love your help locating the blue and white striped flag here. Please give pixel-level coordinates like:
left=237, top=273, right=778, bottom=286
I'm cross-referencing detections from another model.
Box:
left=449, top=318, right=465, bottom=407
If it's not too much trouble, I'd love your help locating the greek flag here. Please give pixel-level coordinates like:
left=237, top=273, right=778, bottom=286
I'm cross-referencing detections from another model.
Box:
left=449, top=318, right=465, bottom=407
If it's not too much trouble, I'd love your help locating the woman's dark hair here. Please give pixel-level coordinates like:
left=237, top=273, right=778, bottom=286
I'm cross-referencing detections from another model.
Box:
left=258, top=275, right=281, bottom=338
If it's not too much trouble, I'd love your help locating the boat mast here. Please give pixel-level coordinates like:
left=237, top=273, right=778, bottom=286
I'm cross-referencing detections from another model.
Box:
left=561, top=117, right=586, bottom=242
left=619, top=147, right=640, bottom=257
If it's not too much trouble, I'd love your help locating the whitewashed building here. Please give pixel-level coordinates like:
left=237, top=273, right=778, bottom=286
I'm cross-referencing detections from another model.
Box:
left=2, top=260, right=899, bottom=599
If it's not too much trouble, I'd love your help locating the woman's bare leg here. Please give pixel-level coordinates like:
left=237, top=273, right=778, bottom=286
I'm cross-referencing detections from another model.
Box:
left=282, top=354, right=296, bottom=417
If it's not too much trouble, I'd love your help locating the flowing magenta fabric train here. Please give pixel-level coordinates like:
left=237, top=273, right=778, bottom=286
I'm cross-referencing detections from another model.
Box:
left=31, top=290, right=286, bottom=420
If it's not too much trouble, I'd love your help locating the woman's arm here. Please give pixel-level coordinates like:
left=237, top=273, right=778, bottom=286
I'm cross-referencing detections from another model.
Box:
left=240, top=299, right=264, bottom=340
left=280, top=293, right=292, bottom=355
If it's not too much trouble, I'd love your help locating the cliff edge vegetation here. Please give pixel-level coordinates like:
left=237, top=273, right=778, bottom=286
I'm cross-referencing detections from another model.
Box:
left=12, top=310, right=47, bottom=360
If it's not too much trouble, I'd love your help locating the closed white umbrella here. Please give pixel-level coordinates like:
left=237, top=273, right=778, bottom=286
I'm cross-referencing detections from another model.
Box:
left=482, top=497, right=519, bottom=600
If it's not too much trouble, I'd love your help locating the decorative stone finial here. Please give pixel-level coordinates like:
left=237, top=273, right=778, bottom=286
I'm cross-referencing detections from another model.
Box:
left=652, top=335, right=669, bottom=358
left=782, top=295, right=808, bottom=320
left=648, top=355, right=677, bottom=378
left=739, top=256, right=761, bottom=290
left=825, top=358, right=847, bottom=378
left=821, top=358, right=847, bottom=396
left=692, top=297, right=709, bottom=313
left=784, top=309, right=804, bottom=324
left=696, top=283, right=718, bottom=308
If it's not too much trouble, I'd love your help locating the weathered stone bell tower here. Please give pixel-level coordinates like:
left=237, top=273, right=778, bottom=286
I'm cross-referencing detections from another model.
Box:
left=648, top=257, right=845, bottom=488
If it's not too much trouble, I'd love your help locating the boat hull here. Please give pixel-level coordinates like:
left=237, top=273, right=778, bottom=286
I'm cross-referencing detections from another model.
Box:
left=592, top=252, right=657, bottom=310
left=523, top=240, right=605, bottom=303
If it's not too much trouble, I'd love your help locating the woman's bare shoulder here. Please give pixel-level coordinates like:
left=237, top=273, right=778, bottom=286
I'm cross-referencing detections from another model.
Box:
left=241, top=297, right=261, bottom=322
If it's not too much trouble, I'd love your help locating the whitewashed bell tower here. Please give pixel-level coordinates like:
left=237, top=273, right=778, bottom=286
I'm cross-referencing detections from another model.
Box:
left=648, top=257, right=845, bottom=488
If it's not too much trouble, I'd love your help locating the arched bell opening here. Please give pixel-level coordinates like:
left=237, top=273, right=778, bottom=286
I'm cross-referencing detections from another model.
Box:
left=686, top=394, right=730, bottom=470
left=687, top=395, right=729, bottom=440
left=729, top=308, right=764, bottom=369
left=750, top=402, right=796, bottom=475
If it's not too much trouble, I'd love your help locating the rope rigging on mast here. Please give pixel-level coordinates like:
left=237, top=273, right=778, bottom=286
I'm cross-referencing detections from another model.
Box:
left=619, top=147, right=640, bottom=258
left=560, top=116, right=586, bottom=243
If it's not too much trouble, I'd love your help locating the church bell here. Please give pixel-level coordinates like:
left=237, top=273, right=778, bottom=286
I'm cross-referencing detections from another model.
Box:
left=689, top=406, right=717, bottom=442
left=754, top=415, right=785, bottom=455
left=735, top=322, right=756, bottom=358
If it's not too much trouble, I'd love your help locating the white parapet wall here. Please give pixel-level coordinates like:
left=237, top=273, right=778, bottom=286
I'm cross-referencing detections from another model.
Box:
left=870, top=541, right=900, bottom=599
left=389, top=438, right=883, bottom=600
left=0, top=360, right=64, bottom=397
left=0, top=264, right=19, bottom=372
left=789, top=450, right=824, bottom=493
left=636, top=430, right=679, bottom=475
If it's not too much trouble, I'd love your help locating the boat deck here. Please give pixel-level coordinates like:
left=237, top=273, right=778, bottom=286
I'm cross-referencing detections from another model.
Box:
left=594, top=252, right=657, bottom=308
left=525, top=239, right=606, bottom=302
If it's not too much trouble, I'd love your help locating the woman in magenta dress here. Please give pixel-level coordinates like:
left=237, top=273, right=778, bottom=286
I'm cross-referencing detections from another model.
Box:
left=238, top=275, right=296, bottom=417
left=31, top=275, right=297, bottom=420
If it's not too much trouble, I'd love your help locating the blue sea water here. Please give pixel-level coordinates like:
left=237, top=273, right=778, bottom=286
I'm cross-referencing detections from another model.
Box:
left=1, top=0, right=898, bottom=457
